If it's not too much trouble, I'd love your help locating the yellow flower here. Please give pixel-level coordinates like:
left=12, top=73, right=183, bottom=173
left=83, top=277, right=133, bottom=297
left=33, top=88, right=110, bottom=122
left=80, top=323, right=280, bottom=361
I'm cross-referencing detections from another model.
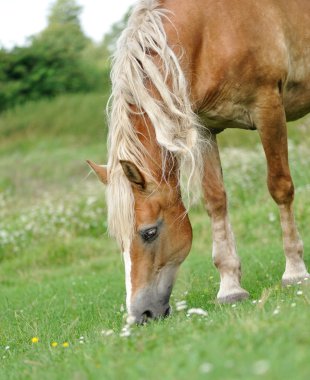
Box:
left=62, top=342, right=69, bottom=348
left=51, top=342, right=58, bottom=347
left=31, top=337, right=39, bottom=343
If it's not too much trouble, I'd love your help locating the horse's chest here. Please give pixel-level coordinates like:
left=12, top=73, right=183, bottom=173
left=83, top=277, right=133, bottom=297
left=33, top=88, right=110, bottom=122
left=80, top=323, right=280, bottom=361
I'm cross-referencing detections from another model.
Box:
left=284, top=63, right=310, bottom=121
left=200, top=100, right=254, bottom=131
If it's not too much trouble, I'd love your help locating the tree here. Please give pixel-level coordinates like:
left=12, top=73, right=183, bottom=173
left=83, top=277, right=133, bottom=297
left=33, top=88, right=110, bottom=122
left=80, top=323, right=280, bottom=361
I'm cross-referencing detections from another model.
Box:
left=37, top=0, right=90, bottom=53
left=0, top=1, right=134, bottom=112
left=48, top=0, right=82, bottom=26
left=0, top=0, right=103, bottom=111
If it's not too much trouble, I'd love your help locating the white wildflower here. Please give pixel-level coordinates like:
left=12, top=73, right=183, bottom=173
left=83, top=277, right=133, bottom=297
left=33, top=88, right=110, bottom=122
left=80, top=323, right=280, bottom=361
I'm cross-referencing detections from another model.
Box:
left=176, top=300, right=188, bottom=311
left=296, top=290, right=303, bottom=296
left=200, top=362, right=213, bottom=373
left=120, top=324, right=131, bottom=338
left=101, top=329, right=114, bottom=337
left=126, top=315, right=136, bottom=326
left=0, top=230, right=8, bottom=239
left=187, top=308, right=208, bottom=317
left=86, top=196, right=96, bottom=206
left=253, top=360, right=270, bottom=375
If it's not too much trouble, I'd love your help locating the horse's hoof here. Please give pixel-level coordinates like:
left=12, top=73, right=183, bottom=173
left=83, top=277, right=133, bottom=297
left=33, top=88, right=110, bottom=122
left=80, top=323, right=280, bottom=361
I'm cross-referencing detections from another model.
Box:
left=282, top=273, right=310, bottom=287
left=217, top=290, right=249, bottom=304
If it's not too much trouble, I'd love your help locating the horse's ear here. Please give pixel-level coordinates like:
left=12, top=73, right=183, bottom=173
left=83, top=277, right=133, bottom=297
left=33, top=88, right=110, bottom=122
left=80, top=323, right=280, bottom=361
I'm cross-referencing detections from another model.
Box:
left=87, top=160, right=108, bottom=184
left=120, top=160, right=145, bottom=189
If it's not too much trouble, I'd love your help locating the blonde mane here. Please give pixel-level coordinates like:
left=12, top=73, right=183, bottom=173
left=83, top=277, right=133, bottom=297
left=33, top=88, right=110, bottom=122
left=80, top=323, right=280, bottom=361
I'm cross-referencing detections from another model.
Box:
left=106, top=0, right=206, bottom=247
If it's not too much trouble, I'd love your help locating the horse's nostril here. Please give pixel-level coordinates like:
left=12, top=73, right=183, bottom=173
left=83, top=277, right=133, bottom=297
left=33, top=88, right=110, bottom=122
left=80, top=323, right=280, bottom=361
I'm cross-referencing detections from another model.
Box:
left=164, top=306, right=171, bottom=317
left=140, top=310, right=153, bottom=324
left=143, top=310, right=153, bottom=318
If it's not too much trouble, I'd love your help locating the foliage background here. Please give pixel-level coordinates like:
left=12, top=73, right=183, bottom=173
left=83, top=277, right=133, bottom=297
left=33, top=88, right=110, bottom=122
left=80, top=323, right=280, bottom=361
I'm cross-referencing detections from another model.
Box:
left=0, top=0, right=128, bottom=112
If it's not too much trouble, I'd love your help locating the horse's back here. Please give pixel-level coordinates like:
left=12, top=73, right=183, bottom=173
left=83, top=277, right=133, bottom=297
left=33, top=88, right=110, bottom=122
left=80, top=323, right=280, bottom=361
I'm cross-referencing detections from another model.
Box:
left=163, top=0, right=310, bottom=127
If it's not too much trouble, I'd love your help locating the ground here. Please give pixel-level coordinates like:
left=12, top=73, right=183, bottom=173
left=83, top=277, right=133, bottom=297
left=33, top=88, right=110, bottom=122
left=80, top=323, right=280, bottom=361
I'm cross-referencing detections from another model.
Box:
left=0, top=94, right=309, bottom=380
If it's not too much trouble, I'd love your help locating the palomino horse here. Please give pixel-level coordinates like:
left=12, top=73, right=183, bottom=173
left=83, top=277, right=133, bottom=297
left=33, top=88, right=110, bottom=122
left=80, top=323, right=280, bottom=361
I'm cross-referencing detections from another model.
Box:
left=88, top=0, right=310, bottom=323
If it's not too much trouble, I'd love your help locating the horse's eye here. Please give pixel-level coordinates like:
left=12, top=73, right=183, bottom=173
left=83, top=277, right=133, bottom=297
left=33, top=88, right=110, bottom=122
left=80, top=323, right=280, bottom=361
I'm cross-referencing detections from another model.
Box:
left=141, top=227, right=158, bottom=243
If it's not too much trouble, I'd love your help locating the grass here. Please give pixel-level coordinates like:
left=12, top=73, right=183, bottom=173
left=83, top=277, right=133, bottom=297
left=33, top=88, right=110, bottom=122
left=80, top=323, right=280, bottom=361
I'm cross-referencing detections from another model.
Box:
left=0, top=94, right=310, bottom=380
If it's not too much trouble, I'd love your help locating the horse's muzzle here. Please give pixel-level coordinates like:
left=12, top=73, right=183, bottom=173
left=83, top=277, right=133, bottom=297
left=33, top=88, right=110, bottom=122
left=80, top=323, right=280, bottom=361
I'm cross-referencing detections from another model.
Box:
left=130, top=287, right=172, bottom=324
left=136, top=305, right=171, bottom=324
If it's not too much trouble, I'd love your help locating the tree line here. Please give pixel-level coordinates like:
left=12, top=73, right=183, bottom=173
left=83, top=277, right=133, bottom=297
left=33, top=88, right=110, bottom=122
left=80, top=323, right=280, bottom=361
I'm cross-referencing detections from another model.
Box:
left=0, top=0, right=130, bottom=112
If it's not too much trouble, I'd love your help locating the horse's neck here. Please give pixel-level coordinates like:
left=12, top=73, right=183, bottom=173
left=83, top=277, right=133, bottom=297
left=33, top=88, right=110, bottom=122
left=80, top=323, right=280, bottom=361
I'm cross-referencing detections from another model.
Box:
left=131, top=111, right=178, bottom=184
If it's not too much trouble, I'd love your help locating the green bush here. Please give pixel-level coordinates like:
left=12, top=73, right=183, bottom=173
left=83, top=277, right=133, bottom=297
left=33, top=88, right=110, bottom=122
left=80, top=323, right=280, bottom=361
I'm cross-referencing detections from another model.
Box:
left=0, top=0, right=108, bottom=112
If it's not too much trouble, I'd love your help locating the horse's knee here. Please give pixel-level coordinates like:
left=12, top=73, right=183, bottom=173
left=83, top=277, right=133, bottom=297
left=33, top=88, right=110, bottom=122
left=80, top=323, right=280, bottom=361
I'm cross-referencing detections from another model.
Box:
left=267, top=174, right=294, bottom=204
left=203, top=187, right=227, bottom=217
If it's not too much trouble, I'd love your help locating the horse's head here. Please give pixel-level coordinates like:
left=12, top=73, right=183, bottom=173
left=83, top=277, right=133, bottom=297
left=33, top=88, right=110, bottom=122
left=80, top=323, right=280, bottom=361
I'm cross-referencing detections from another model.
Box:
left=88, top=159, right=192, bottom=324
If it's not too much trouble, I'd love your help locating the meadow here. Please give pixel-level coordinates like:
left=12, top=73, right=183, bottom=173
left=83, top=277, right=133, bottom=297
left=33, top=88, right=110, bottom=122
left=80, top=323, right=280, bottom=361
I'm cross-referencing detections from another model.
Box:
left=0, top=93, right=309, bottom=380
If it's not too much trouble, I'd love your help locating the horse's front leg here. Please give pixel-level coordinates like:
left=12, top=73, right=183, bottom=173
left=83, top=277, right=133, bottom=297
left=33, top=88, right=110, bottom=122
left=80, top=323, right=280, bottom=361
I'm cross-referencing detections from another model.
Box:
left=202, top=133, right=249, bottom=302
left=254, top=89, right=309, bottom=285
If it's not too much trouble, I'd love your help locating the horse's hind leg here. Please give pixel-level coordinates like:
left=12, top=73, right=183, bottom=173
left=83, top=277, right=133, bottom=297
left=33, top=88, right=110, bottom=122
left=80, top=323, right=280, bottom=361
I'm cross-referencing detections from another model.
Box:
left=202, top=133, right=249, bottom=303
left=254, top=89, right=309, bottom=285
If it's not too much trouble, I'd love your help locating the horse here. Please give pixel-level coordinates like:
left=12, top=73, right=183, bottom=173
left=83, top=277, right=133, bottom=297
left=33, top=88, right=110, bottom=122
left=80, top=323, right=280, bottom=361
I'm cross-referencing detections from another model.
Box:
left=88, top=0, right=310, bottom=324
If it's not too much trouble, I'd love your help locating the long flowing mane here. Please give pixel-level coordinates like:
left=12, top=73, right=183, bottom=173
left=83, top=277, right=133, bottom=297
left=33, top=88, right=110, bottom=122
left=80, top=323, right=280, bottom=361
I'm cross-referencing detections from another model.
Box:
left=106, top=0, right=206, bottom=247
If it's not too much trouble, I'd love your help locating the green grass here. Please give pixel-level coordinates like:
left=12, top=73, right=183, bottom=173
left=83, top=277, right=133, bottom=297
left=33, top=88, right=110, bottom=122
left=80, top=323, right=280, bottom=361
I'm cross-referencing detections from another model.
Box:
left=0, top=95, right=310, bottom=379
